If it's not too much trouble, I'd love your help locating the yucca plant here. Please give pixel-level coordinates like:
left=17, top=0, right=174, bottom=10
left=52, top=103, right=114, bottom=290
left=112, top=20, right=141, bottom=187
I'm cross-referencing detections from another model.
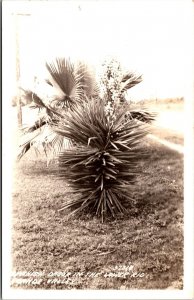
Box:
left=17, top=57, right=99, bottom=162
left=99, top=58, right=156, bottom=124
left=52, top=97, right=149, bottom=222
left=100, top=58, right=142, bottom=105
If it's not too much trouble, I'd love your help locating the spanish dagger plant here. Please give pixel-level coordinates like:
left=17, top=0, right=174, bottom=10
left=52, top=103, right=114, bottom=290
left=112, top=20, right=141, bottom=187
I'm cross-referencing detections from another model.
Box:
left=52, top=97, right=150, bottom=222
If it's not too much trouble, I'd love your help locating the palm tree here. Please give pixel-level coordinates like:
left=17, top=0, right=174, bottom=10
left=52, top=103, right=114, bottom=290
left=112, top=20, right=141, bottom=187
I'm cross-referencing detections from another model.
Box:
left=17, top=57, right=99, bottom=162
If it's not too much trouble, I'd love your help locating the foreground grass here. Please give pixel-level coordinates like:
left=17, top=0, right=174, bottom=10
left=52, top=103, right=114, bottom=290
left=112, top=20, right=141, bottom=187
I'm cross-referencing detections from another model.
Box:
left=11, top=139, right=183, bottom=290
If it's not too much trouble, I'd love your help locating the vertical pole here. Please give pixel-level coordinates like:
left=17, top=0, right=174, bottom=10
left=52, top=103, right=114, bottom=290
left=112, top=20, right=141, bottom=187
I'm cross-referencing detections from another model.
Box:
left=15, top=14, right=22, bottom=127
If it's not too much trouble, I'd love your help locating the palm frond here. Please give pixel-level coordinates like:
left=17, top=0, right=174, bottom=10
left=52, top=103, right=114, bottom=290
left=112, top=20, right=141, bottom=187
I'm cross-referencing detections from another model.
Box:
left=22, top=117, right=48, bottom=134
left=17, top=124, right=72, bottom=163
left=74, top=61, right=99, bottom=98
left=46, top=57, right=100, bottom=110
left=19, top=88, right=33, bottom=104
left=20, top=87, right=48, bottom=109
left=46, top=57, right=75, bottom=97
left=39, top=127, right=72, bottom=165
left=17, top=128, right=44, bottom=160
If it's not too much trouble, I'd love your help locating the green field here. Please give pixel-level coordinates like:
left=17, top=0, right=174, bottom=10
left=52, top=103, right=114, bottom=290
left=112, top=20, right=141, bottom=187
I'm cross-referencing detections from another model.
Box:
left=11, top=135, right=183, bottom=290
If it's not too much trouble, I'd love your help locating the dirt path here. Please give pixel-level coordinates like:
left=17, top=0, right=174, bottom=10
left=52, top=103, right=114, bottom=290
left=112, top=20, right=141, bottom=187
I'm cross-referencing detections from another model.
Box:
left=153, top=111, right=184, bottom=133
left=147, top=134, right=184, bottom=154
left=148, top=110, right=184, bottom=152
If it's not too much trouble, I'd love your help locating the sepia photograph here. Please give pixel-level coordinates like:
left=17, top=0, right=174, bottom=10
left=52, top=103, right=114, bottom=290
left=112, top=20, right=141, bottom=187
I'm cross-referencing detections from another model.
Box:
left=2, top=0, right=194, bottom=299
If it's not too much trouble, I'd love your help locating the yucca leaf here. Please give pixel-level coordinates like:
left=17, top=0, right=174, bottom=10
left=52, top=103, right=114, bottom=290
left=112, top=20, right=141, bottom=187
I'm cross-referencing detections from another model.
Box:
left=120, top=72, right=142, bottom=93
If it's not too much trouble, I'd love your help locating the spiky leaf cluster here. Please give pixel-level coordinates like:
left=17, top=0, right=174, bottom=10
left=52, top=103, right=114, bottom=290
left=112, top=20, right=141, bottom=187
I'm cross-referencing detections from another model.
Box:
left=53, top=98, right=148, bottom=221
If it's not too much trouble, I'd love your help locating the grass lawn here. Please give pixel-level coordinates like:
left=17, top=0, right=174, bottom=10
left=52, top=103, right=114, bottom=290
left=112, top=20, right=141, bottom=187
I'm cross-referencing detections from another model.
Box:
left=11, top=136, right=183, bottom=290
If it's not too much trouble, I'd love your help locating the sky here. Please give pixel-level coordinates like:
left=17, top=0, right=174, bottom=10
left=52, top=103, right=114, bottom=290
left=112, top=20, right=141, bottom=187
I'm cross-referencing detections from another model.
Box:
left=3, top=0, right=193, bottom=100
